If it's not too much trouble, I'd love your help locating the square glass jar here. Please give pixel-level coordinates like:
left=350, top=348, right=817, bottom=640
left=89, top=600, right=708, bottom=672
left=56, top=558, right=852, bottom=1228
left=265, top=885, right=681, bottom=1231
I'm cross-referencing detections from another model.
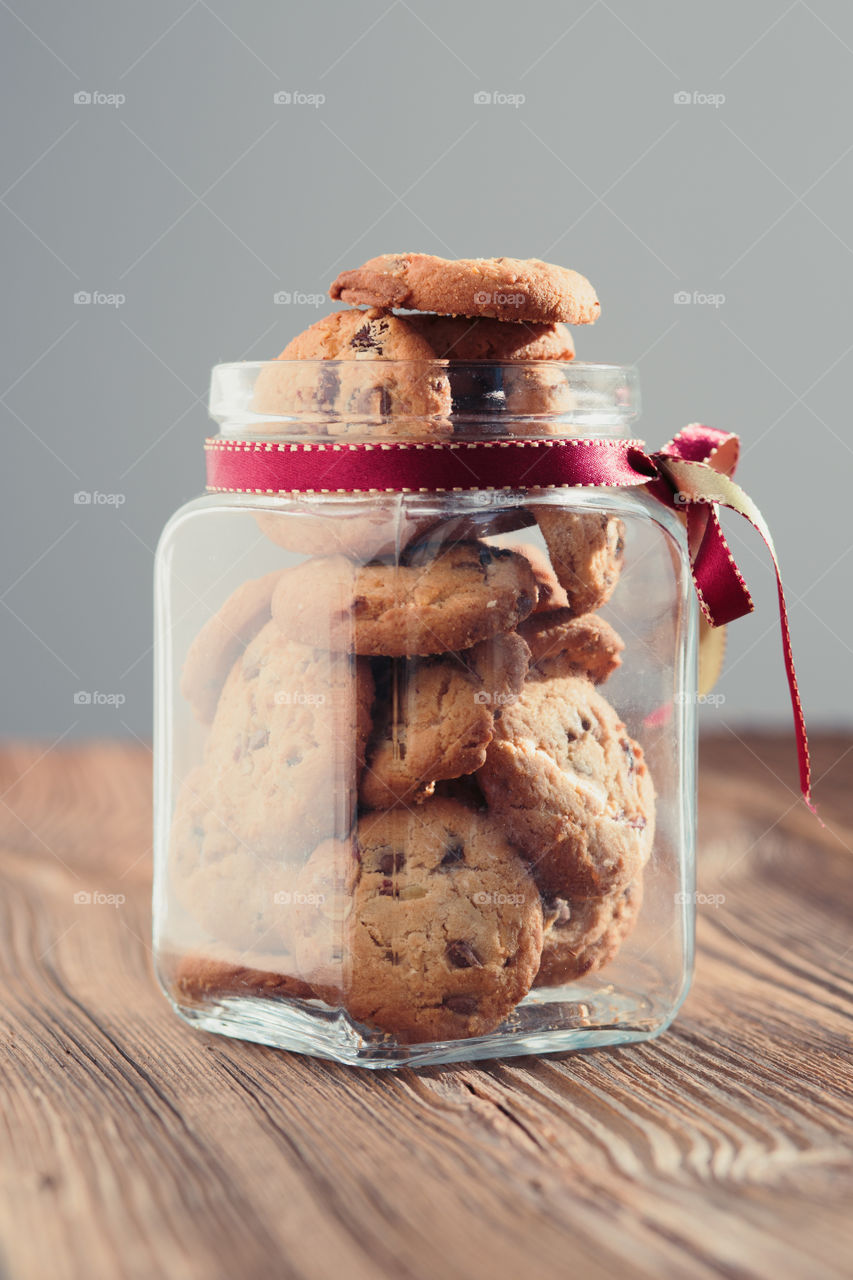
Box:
left=153, top=359, right=695, bottom=1067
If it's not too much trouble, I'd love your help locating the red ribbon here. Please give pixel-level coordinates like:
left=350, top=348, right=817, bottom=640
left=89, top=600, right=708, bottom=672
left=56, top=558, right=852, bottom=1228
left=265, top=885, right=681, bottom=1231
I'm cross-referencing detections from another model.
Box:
left=206, top=426, right=814, bottom=811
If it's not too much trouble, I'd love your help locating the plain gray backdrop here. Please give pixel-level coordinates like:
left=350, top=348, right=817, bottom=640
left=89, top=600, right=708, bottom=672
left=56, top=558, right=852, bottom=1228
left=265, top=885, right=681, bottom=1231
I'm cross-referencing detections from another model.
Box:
left=2, top=0, right=852, bottom=742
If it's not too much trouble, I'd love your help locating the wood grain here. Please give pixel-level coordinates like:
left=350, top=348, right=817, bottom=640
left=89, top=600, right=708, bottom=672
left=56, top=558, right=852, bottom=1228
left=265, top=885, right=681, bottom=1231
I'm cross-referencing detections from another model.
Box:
left=0, top=734, right=851, bottom=1280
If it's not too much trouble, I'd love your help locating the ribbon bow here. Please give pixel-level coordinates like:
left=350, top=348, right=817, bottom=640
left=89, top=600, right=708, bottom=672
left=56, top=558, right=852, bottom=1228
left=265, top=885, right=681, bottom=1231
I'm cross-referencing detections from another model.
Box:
left=205, top=424, right=815, bottom=811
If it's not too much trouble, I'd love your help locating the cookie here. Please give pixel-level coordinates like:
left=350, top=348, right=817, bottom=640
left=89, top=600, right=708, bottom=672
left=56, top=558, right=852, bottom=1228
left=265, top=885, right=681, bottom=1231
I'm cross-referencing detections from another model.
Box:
left=506, top=542, right=569, bottom=611
left=270, top=541, right=537, bottom=657
left=534, top=508, right=625, bottom=615
left=360, top=631, right=530, bottom=809
left=477, top=676, right=655, bottom=898
left=251, top=308, right=451, bottom=437
left=331, top=799, right=543, bottom=1043
left=518, top=609, right=624, bottom=683
left=169, top=947, right=314, bottom=1004
left=202, top=621, right=374, bottom=858
left=330, top=254, right=600, bottom=325
left=535, top=876, right=643, bottom=987
left=291, top=837, right=360, bottom=1003
left=404, top=314, right=575, bottom=361
left=180, top=571, right=282, bottom=723
left=169, top=767, right=307, bottom=956
left=503, top=364, right=575, bottom=419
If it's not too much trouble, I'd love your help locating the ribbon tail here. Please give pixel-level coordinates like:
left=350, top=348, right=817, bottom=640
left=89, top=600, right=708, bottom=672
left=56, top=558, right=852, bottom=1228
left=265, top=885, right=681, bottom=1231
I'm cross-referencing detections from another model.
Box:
left=659, top=457, right=816, bottom=815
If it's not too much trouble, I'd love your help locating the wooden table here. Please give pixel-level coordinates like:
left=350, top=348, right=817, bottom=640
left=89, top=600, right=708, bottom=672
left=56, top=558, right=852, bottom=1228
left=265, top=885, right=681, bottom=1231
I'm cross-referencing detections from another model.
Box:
left=1, top=734, right=851, bottom=1280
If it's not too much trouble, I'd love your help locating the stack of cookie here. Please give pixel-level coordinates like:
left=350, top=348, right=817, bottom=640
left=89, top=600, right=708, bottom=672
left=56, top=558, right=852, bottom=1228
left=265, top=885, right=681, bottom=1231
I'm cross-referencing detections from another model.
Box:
left=170, top=253, right=655, bottom=1046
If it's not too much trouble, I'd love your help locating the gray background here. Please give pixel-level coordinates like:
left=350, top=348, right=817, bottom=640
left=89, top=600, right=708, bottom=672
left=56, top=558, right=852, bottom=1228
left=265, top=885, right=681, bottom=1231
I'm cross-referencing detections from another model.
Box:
left=2, top=0, right=852, bottom=744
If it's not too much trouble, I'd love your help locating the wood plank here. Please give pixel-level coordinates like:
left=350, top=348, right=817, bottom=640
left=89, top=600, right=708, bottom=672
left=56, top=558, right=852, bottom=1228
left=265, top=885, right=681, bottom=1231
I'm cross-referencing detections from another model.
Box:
left=0, top=736, right=851, bottom=1280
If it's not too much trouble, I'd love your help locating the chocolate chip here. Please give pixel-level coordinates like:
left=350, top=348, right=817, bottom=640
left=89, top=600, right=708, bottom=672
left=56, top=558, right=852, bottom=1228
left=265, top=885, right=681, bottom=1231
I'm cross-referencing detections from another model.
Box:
left=580, top=716, right=592, bottom=732
left=248, top=729, right=269, bottom=752
left=439, top=841, right=465, bottom=868
left=620, top=737, right=636, bottom=773
left=350, top=323, right=381, bottom=352
left=565, top=729, right=578, bottom=743
left=377, top=386, right=392, bottom=416
left=446, top=941, right=482, bottom=969
left=286, top=751, right=303, bottom=767
left=378, top=849, right=405, bottom=875
left=516, top=591, right=534, bottom=617
left=378, top=878, right=398, bottom=897
left=477, top=545, right=494, bottom=567
left=243, top=665, right=260, bottom=681
left=443, top=994, right=478, bottom=1015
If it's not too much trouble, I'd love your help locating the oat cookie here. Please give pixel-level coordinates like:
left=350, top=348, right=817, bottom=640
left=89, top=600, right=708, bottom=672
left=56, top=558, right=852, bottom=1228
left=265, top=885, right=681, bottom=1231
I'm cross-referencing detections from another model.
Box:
left=534, top=508, right=625, bottom=615
left=251, top=308, right=451, bottom=436
left=180, top=571, right=282, bottom=723
left=360, top=631, right=530, bottom=809
left=203, top=621, right=374, bottom=858
left=341, top=799, right=544, bottom=1042
left=330, top=254, right=600, bottom=325
left=518, top=609, right=624, bottom=683
left=477, top=676, right=655, bottom=898
left=535, top=876, right=643, bottom=987
left=405, top=314, right=575, bottom=361
left=271, top=541, right=537, bottom=657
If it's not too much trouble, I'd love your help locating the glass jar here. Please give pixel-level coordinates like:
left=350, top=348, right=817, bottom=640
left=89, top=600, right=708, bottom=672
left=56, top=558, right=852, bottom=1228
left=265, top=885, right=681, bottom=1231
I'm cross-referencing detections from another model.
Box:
left=153, top=358, right=696, bottom=1067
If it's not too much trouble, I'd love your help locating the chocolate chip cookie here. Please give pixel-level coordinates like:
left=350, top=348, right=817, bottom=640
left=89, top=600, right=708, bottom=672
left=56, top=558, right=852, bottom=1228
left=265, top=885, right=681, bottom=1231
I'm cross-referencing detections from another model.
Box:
left=534, top=508, right=625, bottom=615
left=270, top=541, right=537, bottom=657
left=169, top=945, right=314, bottom=1004
left=341, top=799, right=544, bottom=1043
left=405, top=314, right=575, bottom=361
left=330, top=254, right=600, bottom=325
left=535, top=876, right=644, bottom=987
left=477, top=676, right=655, bottom=898
left=518, top=609, right=624, bottom=683
left=180, top=570, right=282, bottom=723
left=252, top=308, right=451, bottom=437
left=360, top=631, right=530, bottom=809
left=203, top=621, right=374, bottom=858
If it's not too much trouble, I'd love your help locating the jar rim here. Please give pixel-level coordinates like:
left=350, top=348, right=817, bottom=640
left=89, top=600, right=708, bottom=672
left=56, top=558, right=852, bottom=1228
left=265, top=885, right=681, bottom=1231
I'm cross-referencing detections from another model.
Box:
left=208, top=359, right=641, bottom=441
